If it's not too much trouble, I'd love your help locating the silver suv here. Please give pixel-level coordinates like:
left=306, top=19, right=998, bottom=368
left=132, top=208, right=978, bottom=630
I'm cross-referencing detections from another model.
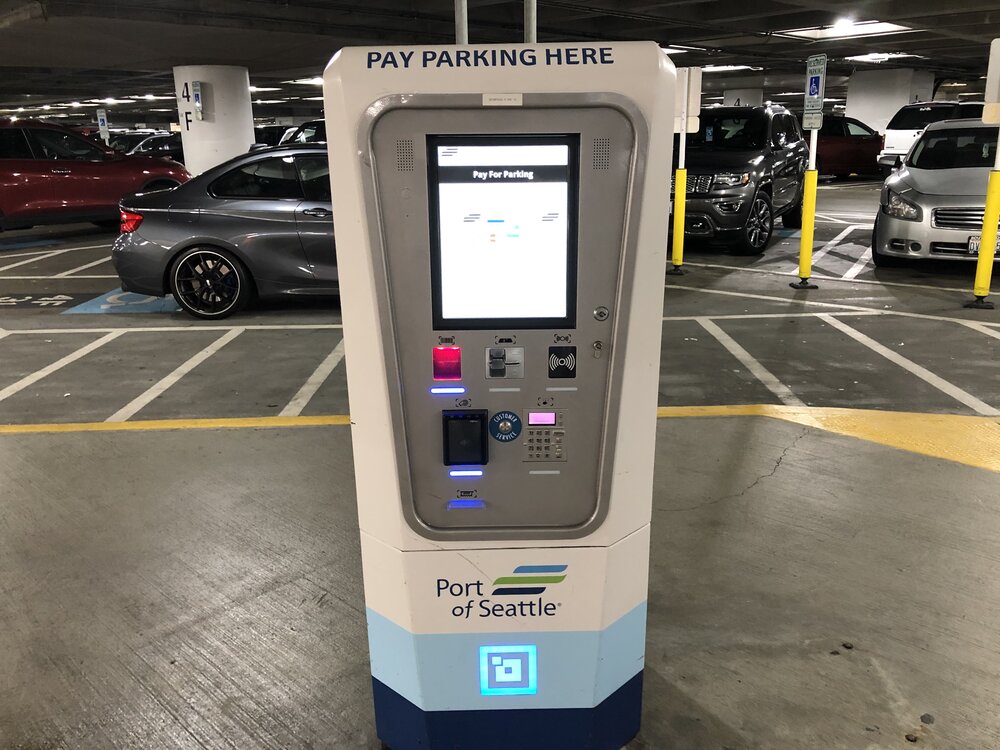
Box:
left=674, top=105, right=808, bottom=254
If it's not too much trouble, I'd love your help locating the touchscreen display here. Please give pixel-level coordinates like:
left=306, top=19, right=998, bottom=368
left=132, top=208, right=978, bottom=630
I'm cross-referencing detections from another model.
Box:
left=429, top=136, right=578, bottom=329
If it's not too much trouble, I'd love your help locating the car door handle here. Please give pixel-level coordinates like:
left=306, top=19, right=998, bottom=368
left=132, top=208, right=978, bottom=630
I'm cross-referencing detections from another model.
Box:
left=50, top=169, right=72, bottom=175
left=302, top=207, right=332, bottom=218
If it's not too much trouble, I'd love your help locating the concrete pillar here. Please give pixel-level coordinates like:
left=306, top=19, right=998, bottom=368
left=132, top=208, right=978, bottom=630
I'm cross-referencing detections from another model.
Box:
left=172, top=65, right=255, bottom=175
left=723, top=88, right=763, bottom=107
left=846, top=69, right=935, bottom=133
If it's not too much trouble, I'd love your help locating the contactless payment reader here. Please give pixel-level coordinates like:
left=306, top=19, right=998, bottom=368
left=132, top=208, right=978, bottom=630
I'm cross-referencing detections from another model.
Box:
left=324, top=41, right=674, bottom=750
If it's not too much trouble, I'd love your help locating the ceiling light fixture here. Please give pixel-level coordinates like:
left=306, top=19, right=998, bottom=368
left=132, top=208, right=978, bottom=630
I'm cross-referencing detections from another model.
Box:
left=702, top=64, right=763, bottom=73
left=843, top=52, right=918, bottom=63
left=660, top=47, right=688, bottom=55
left=783, top=20, right=911, bottom=40
left=285, top=77, right=324, bottom=86
left=249, top=86, right=282, bottom=92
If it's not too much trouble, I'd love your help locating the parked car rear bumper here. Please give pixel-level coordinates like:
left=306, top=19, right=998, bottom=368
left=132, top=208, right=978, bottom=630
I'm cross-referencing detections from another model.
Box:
left=112, top=233, right=172, bottom=295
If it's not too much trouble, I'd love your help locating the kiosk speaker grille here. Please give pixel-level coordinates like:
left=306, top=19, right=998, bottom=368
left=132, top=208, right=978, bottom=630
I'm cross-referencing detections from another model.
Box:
left=395, top=139, right=415, bottom=171
left=593, top=138, right=611, bottom=170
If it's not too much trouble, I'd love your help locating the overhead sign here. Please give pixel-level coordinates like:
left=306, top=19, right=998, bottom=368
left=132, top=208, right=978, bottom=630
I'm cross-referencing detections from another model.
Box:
left=985, top=38, right=1000, bottom=124
left=96, top=108, right=110, bottom=144
left=673, top=66, right=702, bottom=133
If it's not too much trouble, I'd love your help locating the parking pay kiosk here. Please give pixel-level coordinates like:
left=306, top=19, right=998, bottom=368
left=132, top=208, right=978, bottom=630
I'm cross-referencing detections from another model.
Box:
left=324, top=41, right=674, bottom=750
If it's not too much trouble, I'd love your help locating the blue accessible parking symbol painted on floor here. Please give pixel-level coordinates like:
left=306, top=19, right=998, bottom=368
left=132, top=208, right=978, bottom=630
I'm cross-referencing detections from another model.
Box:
left=63, top=288, right=182, bottom=315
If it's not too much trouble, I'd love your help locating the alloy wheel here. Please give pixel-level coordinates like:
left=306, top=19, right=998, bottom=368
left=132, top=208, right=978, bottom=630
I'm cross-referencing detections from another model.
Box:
left=174, top=250, right=241, bottom=316
left=746, top=197, right=773, bottom=249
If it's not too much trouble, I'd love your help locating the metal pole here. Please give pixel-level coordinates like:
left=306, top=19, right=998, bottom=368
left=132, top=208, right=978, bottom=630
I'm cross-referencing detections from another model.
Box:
left=790, top=127, right=820, bottom=290
left=965, top=130, right=1000, bottom=309
left=455, top=0, right=468, bottom=44
left=668, top=69, right=689, bottom=276
left=524, top=0, right=537, bottom=43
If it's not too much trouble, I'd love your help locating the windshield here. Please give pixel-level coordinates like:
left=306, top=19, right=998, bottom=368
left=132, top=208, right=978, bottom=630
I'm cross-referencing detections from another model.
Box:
left=887, top=104, right=959, bottom=131
left=687, top=112, right=768, bottom=151
left=909, top=127, right=998, bottom=170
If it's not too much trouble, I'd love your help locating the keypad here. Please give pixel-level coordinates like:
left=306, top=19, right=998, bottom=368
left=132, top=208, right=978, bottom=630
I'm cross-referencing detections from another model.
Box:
left=523, top=428, right=566, bottom=462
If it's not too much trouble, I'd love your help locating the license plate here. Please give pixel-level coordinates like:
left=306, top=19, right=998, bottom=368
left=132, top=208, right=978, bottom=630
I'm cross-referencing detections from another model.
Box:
left=967, top=236, right=1000, bottom=254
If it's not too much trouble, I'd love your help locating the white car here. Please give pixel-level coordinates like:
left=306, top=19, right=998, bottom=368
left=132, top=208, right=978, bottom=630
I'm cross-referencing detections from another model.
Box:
left=878, top=101, right=984, bottom=176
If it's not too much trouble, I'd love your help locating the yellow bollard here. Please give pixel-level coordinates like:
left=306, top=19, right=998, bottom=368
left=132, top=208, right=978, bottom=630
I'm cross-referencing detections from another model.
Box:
left=667, top=168, right=687, bottom=275
left=966, top=169, right=1000, bottom=309
left=790, top=168, right=819, bottom=290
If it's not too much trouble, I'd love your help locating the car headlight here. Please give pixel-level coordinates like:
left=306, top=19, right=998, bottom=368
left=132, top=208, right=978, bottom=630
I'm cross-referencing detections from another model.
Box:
left=713, top=172, right=750, bottom=188
left=883, top=189, right=922, bottom=221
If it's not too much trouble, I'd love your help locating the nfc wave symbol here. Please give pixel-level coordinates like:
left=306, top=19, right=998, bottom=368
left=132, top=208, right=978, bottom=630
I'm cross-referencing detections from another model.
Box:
left=492, top=564, right=568, bottom=596
left=549, top=352, right=576, bottom=371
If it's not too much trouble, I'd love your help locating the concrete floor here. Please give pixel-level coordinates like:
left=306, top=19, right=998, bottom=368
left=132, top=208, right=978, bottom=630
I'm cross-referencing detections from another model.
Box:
left=2, top=181, right=1000, bottom=748
left=2, top=418, right=998, bottom=748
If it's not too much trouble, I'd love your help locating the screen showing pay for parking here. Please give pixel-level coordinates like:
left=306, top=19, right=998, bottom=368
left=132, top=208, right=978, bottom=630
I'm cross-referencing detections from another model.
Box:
left=429, top=137, right=578, bottom=329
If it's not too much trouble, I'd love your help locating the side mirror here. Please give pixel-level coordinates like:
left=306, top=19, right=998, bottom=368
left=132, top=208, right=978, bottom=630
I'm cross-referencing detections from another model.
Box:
left=893, top=155, right=903, bottom=170
left=248, top=143, right=270, bottom=152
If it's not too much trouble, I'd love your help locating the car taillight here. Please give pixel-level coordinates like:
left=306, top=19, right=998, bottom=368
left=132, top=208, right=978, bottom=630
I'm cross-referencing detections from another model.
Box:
left=120, top=210, right=143, bottom=233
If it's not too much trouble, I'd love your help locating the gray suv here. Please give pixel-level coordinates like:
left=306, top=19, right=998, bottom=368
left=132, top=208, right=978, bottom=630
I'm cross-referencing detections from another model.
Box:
left=674, top=105, right=808, bottom=254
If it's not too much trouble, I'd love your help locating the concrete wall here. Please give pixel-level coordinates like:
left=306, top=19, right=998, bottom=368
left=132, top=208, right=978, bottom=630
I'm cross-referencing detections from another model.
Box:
left=846, top=69, right=935, bottom=133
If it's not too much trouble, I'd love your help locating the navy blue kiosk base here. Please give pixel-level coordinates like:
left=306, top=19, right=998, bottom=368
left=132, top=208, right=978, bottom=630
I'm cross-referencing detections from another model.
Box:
left=373, top=672, right=643, bottom=750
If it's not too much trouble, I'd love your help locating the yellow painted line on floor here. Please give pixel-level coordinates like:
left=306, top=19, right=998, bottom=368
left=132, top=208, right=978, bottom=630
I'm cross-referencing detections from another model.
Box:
left=658, top=404, right=1000, bottom=473
left=0, top=414, right=352, bottom=435
left=2, top=406, right=997, bottom=473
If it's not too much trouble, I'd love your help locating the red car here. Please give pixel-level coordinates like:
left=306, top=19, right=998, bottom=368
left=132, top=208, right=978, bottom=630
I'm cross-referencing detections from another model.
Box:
left=0, top=119, right=190, bottom=231
left=814, top=115, right=883, bottom=178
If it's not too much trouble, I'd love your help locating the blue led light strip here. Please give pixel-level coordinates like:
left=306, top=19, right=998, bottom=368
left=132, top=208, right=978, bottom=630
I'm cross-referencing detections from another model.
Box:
left=449, top=469, right=484, bottom=478
left=448, top=499, right=485, bottom=509
left=430, top=386, right=466, bottom=395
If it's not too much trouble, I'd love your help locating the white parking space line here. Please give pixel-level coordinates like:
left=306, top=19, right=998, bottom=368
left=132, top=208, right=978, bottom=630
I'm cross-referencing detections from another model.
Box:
left=683, top=262, right=994, bottom=295
left=279, top=338, right=346, bottom=417
left=0, top=244, right=112, bottom=273
left=667, top=284, right=1000, bottom=327
left=663, top=311, right=883, bottom=322
left=5, top=323, right=343, bottom=335
left=696, top=317, right=806, bottom=407
left=0, top=275, right=118, bottom=280
left=807, top=224, right=868, bottom=266
left=841, top=247, right=873, bottom=280
left=105, top=328, right=245, bottom=422
left=818, top=314, right=1000, bottom=417
left=0, top=248, right=71, bottom=261
left=53, top=256, right=114, bottom=278
left=0, top=331, right=125, bottom=403
left=962, top=322, right=1000, bottom=340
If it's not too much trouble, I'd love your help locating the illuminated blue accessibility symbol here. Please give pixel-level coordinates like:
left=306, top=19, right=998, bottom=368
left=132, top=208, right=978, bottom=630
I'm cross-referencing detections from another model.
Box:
left=479, top=645, right=537, bottom=696
left=489, top=410, right=522, bottom=442
left=808, top=75, right=821, bottom=97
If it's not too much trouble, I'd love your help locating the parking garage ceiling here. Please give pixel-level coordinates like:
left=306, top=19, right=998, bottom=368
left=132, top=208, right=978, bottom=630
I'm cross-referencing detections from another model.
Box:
left=1, top=0, right=999, bottom=121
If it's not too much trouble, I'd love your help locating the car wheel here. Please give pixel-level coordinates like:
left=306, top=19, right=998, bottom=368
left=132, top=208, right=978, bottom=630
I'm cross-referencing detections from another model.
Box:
left=782, top=192, right=803, bottom=229
left=734, top=192, right=773, bottom=255
left=170, top=246, right=250, bottom=320
left=871, top=217, right=903, bottom=268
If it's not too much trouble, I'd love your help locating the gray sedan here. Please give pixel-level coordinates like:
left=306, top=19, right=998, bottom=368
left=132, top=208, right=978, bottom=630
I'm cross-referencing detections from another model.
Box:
left=874, top=119, right=1000, bottom=266
left=112, top=143, right=337, bottom=319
